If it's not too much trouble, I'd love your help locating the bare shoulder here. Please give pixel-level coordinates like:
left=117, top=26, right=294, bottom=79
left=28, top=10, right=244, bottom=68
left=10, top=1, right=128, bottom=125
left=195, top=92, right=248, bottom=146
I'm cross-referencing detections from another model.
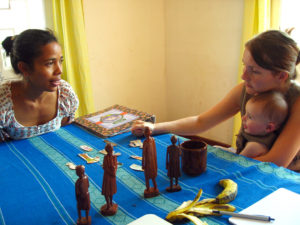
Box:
left=227, top=82, right=244, bottom=101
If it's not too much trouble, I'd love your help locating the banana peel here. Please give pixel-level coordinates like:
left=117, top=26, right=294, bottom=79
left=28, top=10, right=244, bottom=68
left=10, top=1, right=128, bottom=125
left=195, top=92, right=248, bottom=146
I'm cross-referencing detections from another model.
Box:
left=166, top=189, right=203, bottom=221
left=194, top=203, right=236, bottom=213
left=175, top=200, right=193, bottom=211
left=176, top=213, right=209, bottom=225
left=195, top=198, right=216, bottom=206
left=166, top=179, right=238, bottom=224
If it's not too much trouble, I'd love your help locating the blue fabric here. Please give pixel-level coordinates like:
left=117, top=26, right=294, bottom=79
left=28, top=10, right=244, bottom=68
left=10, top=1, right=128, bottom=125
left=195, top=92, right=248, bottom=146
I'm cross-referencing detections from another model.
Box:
left=0, top=124, right=299, bottom=225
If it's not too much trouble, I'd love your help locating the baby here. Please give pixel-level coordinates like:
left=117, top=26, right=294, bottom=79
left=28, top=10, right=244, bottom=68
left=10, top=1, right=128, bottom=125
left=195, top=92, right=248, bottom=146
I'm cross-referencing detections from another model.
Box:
left=236, top=91, right=288, bottom=158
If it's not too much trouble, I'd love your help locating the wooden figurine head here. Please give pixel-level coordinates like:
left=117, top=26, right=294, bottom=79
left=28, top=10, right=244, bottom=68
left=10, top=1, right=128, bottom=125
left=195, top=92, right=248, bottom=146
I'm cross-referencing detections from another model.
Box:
left=105, top=143, right=113, bottom=156
left=144, top=126, right=151, bottom=138
left=76, top=165, right=85, bottom=178
left=171, top=135, right=177, bottom=145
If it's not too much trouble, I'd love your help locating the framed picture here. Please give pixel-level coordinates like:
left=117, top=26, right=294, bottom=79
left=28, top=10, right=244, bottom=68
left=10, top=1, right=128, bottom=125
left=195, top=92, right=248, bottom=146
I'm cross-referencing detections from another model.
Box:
left=75, top=104, right=155, bottom=138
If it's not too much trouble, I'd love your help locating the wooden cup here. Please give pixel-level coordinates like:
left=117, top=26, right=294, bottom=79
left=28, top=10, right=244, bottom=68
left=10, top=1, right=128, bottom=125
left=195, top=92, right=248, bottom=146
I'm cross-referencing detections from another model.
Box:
left=180, top=140, right=207, bottom=176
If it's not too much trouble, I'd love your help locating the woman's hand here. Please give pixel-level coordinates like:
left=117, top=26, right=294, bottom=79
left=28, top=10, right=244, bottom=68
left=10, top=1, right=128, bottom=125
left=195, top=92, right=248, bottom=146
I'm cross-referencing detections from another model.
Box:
left=131, top=120, right=155, bottom=137
left=61, top=117, right=72, bottom=126
left=0, top=129, right=11, bottom=142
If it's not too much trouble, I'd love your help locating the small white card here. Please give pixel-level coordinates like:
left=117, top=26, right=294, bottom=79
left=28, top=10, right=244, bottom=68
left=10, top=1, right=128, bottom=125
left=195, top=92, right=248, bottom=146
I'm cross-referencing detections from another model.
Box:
left=130, top=164, right=144, bottom=171
left=129, top=140, right=143, bottom=148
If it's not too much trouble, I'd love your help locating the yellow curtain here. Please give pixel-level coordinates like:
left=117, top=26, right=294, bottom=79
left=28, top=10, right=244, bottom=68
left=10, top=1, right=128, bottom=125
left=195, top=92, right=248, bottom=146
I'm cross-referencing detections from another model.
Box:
left=51, top=0, right=95, bottom=117
left=232, top=0, right=281, bottom=147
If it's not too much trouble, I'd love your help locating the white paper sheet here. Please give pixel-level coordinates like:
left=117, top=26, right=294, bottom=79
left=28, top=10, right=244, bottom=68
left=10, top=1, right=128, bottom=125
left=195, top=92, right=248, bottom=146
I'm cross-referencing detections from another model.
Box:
left=229, top=188, right=300, bottom=225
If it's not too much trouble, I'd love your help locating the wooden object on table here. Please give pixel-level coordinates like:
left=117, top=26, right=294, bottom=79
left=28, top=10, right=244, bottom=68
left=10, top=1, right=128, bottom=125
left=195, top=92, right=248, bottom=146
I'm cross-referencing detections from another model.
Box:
left=183, top=135, right=230, bottom=148
left=75, top=165, right=91, bottom=225
left=166, top=135, right=181, bottom=192
left=74, top=104, right=155, bottom=138
left=180, top=139, right=207, bottom=176
left=142, top=127, right=159, bottom=198
left=100, top=143, right=118, bottom=216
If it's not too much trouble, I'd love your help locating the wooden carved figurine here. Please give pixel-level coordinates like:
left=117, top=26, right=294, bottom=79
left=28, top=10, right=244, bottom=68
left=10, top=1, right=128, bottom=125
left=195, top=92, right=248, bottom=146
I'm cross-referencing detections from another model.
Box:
left=100, top=143, right=118, bottom=216
left=166, top=135, right=181, bottom=192
left=142, top=127, right=159, bottom=198
left=75, top=165, right=91, bottom=225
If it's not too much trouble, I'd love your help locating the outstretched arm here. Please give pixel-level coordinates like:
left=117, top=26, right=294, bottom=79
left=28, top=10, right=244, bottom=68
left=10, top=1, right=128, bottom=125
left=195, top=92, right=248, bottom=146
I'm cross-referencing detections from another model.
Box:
left=132, top=83, right=243, bottom=136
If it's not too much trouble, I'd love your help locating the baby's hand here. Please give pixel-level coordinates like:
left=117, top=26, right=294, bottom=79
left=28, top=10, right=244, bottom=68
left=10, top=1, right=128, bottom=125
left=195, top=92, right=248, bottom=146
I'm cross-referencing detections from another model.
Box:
left=131, top=120, right=154, bottom=137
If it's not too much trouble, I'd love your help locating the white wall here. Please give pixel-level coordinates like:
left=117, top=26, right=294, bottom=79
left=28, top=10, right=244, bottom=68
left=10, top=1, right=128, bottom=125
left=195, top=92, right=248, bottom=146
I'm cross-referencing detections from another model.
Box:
left=83, top=0, right=244, bottom=144
left=83, top=0, right=168, bottom=121
left=165, top=0, right=243, bottom=144
left=0, top=0, right=48, bottom=82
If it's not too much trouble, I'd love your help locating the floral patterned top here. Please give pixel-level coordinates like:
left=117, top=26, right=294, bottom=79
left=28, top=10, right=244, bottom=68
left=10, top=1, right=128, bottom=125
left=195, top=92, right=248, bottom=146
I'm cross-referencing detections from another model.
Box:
left=0, top=79, right=79, bottom=140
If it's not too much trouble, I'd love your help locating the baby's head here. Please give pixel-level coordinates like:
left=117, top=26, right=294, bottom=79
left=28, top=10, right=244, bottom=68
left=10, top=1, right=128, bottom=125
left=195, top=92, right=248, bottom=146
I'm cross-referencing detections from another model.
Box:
left=242, top=91, right=288, bottom=135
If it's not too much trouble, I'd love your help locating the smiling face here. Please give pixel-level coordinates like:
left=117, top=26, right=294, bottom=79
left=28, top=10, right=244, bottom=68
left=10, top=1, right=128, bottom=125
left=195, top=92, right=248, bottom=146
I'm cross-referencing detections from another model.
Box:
left=242, top=100, right=269, bottom=135
left=26, top=42, right=63, bottom=92
left=241, top=48, right=281, bottom=95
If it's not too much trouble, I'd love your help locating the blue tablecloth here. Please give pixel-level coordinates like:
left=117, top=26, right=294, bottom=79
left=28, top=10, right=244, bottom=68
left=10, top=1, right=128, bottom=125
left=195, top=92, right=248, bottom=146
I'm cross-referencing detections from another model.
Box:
left=0, top=124, right=299, bottom=225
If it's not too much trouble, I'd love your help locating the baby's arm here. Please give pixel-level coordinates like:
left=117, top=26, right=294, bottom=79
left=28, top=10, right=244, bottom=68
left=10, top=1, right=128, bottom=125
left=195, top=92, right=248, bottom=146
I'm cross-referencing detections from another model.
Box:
left=240, top=142, right=269, bottom=158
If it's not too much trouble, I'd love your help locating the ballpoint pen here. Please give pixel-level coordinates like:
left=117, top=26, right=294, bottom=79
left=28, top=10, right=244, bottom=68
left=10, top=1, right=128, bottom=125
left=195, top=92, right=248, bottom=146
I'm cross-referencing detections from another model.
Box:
left=212, top=210, right=275, bottom=222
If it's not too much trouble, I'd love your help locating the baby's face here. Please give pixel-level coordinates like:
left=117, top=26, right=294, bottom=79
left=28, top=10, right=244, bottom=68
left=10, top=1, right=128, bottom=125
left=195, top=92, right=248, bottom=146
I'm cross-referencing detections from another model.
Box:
left=242, top=101, right=270, bottom=135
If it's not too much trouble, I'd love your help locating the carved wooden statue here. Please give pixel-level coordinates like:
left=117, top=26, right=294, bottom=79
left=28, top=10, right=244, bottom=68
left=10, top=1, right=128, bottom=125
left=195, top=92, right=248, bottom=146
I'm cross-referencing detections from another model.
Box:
left=100, top=143, right=118, bottom=216
left=75, top=165, right=91, bottom=225
left=166, top=135, right=181, bottom=192
left=142, top=127, right=159, bottom=198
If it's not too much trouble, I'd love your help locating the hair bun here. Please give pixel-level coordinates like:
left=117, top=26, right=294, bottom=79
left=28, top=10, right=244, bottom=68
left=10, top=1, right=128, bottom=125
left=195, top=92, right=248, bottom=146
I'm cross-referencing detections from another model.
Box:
left=1, top=36, right=16, bottom=56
